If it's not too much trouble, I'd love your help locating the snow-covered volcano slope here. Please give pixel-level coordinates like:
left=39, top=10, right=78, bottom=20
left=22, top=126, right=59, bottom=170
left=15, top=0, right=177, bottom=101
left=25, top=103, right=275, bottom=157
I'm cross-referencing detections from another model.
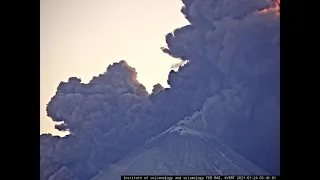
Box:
left=91, top=120, right=269, bottom=180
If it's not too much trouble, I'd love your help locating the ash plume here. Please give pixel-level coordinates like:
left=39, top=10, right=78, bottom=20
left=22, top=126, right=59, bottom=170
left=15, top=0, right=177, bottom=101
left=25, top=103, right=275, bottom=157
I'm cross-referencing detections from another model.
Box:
left=40, top=0, right=280, bottom=179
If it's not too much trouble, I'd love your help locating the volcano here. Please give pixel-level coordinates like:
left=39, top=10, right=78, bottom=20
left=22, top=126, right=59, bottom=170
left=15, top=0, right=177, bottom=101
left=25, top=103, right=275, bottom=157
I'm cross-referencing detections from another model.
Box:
left=91, top=119, right=269, bottom=180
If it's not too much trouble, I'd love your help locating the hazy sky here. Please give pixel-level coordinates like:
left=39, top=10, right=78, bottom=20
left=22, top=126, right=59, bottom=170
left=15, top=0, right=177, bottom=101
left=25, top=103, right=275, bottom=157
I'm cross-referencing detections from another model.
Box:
left=40, top=0, right=188, bottom=135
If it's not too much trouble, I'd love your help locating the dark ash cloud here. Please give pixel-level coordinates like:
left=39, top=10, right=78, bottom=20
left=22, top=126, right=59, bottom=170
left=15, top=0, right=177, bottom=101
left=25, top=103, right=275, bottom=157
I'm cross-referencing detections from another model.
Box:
left=41, top=0, right=280, bottom=179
